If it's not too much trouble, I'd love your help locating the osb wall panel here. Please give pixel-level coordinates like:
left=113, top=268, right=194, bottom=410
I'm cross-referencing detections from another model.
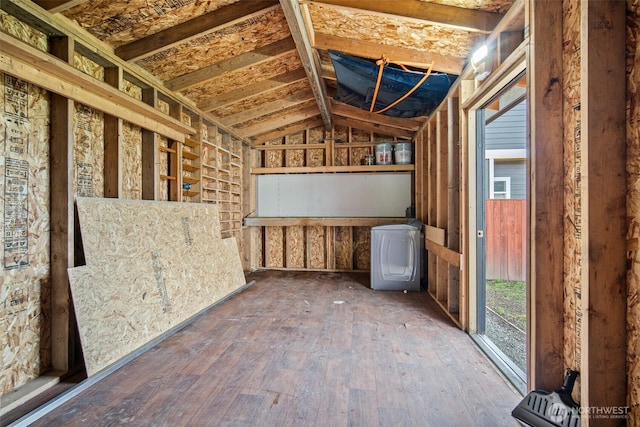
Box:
left=122, top=80, right=142, bottom=100
left=308, top=226, right=326, bottom=269
left=266, top=226, right=284, bottom=267
left=73, top=104, right=104, bottom=198
left=136, top=8, right=288, bottom=81
left=286, top=226, right=305, bottom=268
left=351, top=128, right=371, bottom=143
left=286, top=132, right=305, bottom=167
left=265, top=140, right=284, bottom=167
left=308, top=3, right=480, bottom=60
left=353, top=227, right=371, bottom=270
left=334, top=226, right=352, bottom=270
left=71, top=198, right=244, bottom=375
left=307, top=127, right=326, bottom=167
left=63, top=0, right=239, bottom=47
left=561, top=0, right=582, bottom=394
left=158, top=136, right=169, bottom=201
left=334, top=147, right=348, bottom=166
left=0, top=74, right=51, bottom=395
left=627, top=0, right=640, bottom=422
left=122, top=123, right=142, bottom=200
left=351, top=147, right=371, bottom=166
left=73, top=53, right=104, bottom=81
left=0, top=10, right=47, bottom=52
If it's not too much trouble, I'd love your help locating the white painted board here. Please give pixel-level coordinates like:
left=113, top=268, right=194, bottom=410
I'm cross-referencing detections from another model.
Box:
left=256, top=173, right=412, bottom=217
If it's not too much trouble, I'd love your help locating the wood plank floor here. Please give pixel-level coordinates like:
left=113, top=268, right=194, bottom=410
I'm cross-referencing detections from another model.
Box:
left=29, top=271, right=522, bottom=426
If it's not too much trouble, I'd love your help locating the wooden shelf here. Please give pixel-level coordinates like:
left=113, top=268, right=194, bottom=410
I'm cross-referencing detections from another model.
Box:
left=182, top=164, right=199, bottom=172
left=244, top=217, right=412, bottom=227
left=182, top=189, right=199, bottom=197
left=183, top=137, right=199, bottom=148
left=160, top=174, right=176, bottom=180
left=251, top=165, right=414, bottom=174
left=182, top=176, right=200, bottom=184
left=182, top=150, right=199, bottom=160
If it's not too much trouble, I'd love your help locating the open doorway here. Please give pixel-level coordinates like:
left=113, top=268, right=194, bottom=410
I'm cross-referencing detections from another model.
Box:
left=473, top=72, right=527, bottom=392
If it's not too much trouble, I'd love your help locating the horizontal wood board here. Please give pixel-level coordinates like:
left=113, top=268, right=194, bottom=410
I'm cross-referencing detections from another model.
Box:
left=70, top=198, right=246, bottom=375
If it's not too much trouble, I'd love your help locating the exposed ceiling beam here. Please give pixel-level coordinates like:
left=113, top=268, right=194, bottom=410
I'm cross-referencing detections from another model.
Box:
left=330, top=100, right=424, bottom=131
left=306, top=0, right=503, bottom=33
left=280, top=0, right=332, bottom=130
left=199, top=68, right=308, bottom=111
left=235, top=103, right=320, bottom=138
left=252, top=118, right=325, bottom=145
left=315, top=33, right=465, bottom=75
left=166, top=37, right=296, bottom=92
left=115, top=0, right=279, bottom=62
left=222, top=91, right=315, bottom=126
left=33, top=0, right=89, bottom=14
left=333, top=116, right=415, bottom=139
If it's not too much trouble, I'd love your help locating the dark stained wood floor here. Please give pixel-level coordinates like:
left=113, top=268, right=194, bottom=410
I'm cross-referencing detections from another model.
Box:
left=30, top=271, right=522, bottom=426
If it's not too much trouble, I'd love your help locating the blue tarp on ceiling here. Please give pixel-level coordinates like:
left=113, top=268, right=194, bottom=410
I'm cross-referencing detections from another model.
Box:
left=329, top=50, right=454, bottom=118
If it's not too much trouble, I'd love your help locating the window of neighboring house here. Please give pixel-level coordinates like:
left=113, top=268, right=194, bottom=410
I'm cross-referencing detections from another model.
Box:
left=491, top=177, right=511, bottom=199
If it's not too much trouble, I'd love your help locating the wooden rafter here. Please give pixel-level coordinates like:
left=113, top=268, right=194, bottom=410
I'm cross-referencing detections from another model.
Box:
left=33, top=0, right=89, bottom=14
left=199, top=68, right=308, bottom=111
left=115, top=0, right=279, bottom=62
left=330, top=100, right=424, bottom=131
left=314, top=33, right=465, bottom=75
left=235, top=103, right=320, bottom=138
left=333, top=116, right=415, bottom=139
left=166, top=37, right=296, bottom=91
left=306, top=0, right=503, bottom=33
left=280, top=0, right=332, bottom=130
left=223, top=91, right=315, bottom=126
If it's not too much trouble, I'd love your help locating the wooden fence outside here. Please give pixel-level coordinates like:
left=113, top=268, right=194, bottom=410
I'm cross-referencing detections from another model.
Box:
left=485, top=199, right=526, bottom=281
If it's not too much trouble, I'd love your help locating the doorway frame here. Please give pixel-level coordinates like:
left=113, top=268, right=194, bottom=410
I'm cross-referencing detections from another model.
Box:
left=465, top=59, right=527, bottom=393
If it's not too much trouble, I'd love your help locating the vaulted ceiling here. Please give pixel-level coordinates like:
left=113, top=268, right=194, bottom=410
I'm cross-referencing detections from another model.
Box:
left=33, top=0, right=515, bottom=144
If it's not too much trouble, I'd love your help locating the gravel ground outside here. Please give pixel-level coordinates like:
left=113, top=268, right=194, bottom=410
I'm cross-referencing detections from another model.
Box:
left=485, top=280, right=526, bottom=373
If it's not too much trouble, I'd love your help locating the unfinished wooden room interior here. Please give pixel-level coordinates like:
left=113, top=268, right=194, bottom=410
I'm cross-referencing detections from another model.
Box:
left=0, top=0, right=636, bottom=425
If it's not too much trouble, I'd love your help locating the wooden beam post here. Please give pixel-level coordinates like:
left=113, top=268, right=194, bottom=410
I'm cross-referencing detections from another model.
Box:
left=448, top=96, right=460, bottom=314
left=580, top=0, right=627, bottom=421
left=49, top=35, right=74, bottom=372
left=527, top=0, right=564, bottom=392
left=141, top=87, right=159, bottom=201
left=103, top=66, right=123, bottom=198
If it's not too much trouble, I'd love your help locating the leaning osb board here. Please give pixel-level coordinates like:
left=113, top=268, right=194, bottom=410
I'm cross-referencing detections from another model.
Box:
left=181, top=50, right=303, bottom=104
left=0, top=10, right=47, bottom=51
left=334, top=226, right=352, bottom=270
left=561, top=0, right=581, bottom=387
left=628, top=0, right=640, bottom=422
left=0, top=74, right=51, bottom=395
left=71, top=198, right=244, bottom=375
left=286, top=226, right=305, bottom=268
left=265, top=226, right=284, bottom=268
left=74, top=104, right=104, bottom=198
left=62, top=0, right=240, bottom=47
left=122, top=123, right=142, bottom=200
left=308, top=226, right=326, bottom=269
left=353, top=227, right=371, bottom=270
left=136, top=8, right=288, bottom=81
left=307, top=3, right=480, bottom=60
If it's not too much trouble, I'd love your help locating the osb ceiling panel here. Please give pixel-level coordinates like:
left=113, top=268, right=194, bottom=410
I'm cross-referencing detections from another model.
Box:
left=180, top=49, right=303, bottom=103
left=62, top=0, right=241, bottom=47
left=424, top=0, right=513, bottom=14
left=135, top=7, right=289, bottom=81
left=307, top=3, right=482, bottom=60
left=41, top=0, right=521, bottom=141
left=211, top=79, right=313, bottom=118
